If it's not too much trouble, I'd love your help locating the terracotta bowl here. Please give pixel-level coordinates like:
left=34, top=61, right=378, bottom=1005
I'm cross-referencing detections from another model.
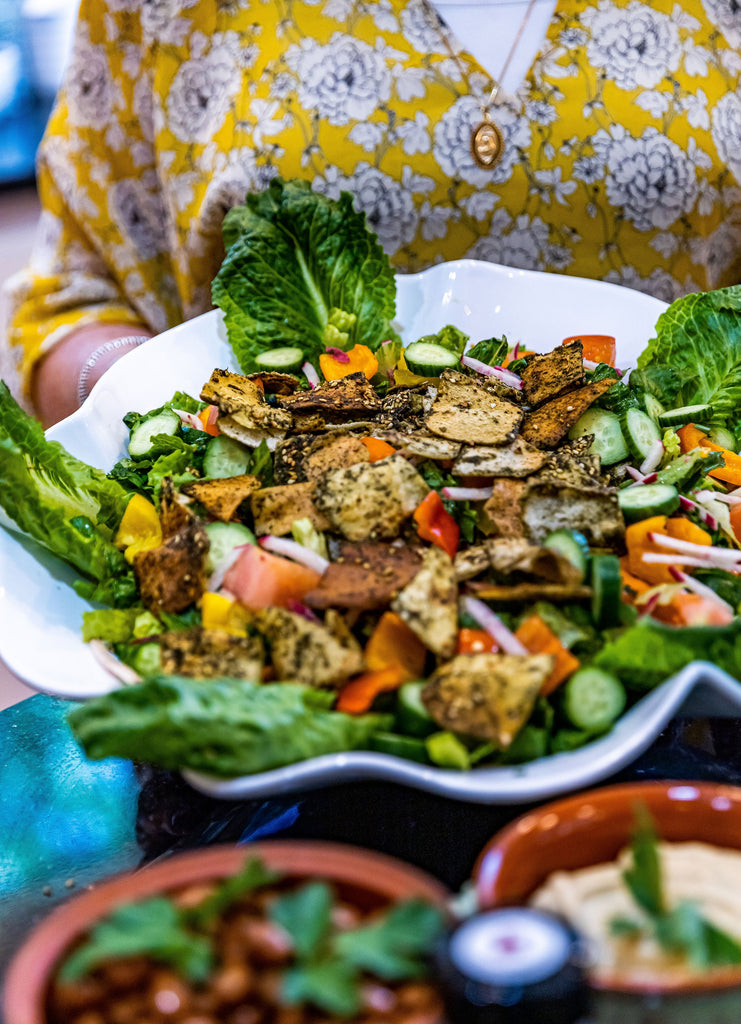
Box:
left=5, top=840, right=449, bottom=1024
left=474, top=780, right=741, bottom=1002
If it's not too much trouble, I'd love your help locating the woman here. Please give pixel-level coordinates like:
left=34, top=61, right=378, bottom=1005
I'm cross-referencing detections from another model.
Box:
left=3, top=0, right=740, bottom=424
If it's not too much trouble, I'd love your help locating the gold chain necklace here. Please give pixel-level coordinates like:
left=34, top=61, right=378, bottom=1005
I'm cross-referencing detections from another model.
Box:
left=423, top=0, right=540, bottom=169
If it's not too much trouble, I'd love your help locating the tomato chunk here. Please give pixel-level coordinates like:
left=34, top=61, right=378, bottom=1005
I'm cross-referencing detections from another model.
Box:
left=223, top=545, right=322, bottom=609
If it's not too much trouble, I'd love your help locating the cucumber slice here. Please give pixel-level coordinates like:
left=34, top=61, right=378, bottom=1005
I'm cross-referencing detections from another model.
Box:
left=618, top=482, right=680, bottom=523
left=203, top=434, right=252, bottom=479
left=128, top=409, right=181, bottom=458
left=567, top=408, right=628, bottom=467
left=590, top=553, right=622, bottom=628
left=620, top=407, right=662, bottom=460
left=643, top=393, right=665, bottom=423
left=563, top=667, right=626, bottom=732
left=542, top=529, right=590, bottom=581
left=130, top=643, right=161, bottom=677
left=655, top=451, right=713, bottom=489
left=254, top=346, right=305, bottom=374
left=396, top=681, right=437, bottom=737
left=657, top=404, right=713, bottom=427
left=370, top=732, right=430, bottom=763
left=204, top=521, right=255, bottom=574
left=404, top=342, right=460, bottom=376
left=709, top=426, right=737, bottom=452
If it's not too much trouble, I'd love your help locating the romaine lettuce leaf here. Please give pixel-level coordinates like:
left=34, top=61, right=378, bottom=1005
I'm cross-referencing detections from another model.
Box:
left=594, top=617, right=741, bottom=691
left=634, top=286, right=741, bottom=424
left=212, top=178, right=399, bottom=373
left=68, top=675, right=392, bottom=777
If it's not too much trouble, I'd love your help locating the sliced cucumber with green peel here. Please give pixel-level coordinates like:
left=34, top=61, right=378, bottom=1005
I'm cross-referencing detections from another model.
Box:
left=709, top=426, right=737, bottom=451
left=618, top=482, right=680, bottom=523
left=204, top=521, right=255, bottom=574
left=657, top=404, right=713, bottom=427
left=542, top=529, right=590, bottom=581
left=620, top=407, right=662, bottom=460
left=254, top=346, right=305, bottom=374
left=643, top=393, right=665, bottom=423
left=590, top=553, right=622, bottom=628
left=567, top=408, right=628, bottom=466
left=203, top=434, right=252, bottom=479
left=396, top=681, right=437, bottom=737
left=130, top=643, right=162, bottom=677
left=404, top=342, right=459, bottom=376
left=370, top=732, right=430, bottom=763
left=563, top=667, right=626, bottom=732
left=128, top=409, right=181, bottom=458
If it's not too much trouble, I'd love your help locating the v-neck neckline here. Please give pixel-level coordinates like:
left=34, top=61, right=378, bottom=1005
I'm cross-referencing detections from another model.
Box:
left=422, top=0, right=563, bottom=103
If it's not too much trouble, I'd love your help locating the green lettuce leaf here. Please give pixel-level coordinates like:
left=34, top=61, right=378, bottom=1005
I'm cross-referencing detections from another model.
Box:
left=594, top=617, right=741, bottom=691
left=634, top=286, right=741, bottom=424
left=415, top=324, right=469, bottom=359
left=68, top=675, right=392, bottom=776
left=212, top=178, right=399, bottom=372
left=465, top=335, right=508, bottom=367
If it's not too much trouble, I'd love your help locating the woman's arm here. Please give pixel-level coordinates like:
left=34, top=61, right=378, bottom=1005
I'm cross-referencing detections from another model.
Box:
left=32, top=323, right=154, bottom=427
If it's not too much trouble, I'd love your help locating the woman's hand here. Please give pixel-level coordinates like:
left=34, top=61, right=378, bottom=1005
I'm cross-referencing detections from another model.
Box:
left=33, top=322, right=153, bottom=427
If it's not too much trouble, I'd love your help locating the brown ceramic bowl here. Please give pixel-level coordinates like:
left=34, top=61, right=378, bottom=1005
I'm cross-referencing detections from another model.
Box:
left=474, top=780, right=741, bottom=998
left=5, top=840, right=449, bottom=1024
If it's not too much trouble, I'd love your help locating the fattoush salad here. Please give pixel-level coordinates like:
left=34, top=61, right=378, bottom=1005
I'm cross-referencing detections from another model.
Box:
left=2, top=179, right=741, bottom=780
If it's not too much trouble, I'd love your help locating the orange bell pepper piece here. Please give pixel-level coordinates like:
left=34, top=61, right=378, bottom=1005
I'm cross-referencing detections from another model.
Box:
left=360, top=437, right=397, bottom=462
left=198, top=405, right=220, bottom=436
left=364, top=611, right=427, bottom=680
left=562, top=334, right=616, bottom=366
left=413, top=491, right=459, bottom=560
left=619, top=556, right=652, bottom=601
left=514, top=614, right=580, bottom=696
left=336, top=665, right=406, bottom=714
left=457, top=628, right=498, bottom=654
left=319, top=344, right=379, bottom=381
left=626, top=515, right=711, bottom=585
left=676, top=423, right=741, bottom=487
left=731, top=503, right=741, bottom=542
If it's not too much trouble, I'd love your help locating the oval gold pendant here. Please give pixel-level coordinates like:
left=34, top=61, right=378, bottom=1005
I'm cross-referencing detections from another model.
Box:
left=471, top=119, right=504, bottom=170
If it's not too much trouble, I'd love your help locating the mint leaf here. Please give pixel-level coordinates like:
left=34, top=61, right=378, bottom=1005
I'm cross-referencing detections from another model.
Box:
left=281, top=958, right=361, bottom=1017
left=270, top=882, right=333, bottom=959
left=59, top=898, right=213, bottom=984
left=622, top=803, right=665, bottom=917
left=334, top=900, right=445, bottom=979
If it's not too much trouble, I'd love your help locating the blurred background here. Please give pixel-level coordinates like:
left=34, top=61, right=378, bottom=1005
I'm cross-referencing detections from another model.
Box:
left=0, top=0, right=77, bottom=708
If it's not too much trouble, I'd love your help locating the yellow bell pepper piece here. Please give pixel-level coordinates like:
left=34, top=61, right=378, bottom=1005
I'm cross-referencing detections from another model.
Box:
left=114, top=494, right=162, bottom=563
left=200, top=592, right=249, bottom=636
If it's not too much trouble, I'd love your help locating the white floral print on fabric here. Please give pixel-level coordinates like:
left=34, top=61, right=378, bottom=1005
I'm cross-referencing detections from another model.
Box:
left=3, top=0, right=741, bottom=399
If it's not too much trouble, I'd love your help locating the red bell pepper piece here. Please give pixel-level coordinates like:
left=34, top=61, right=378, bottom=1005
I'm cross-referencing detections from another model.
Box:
left=413, top=491, right=459, bottom=560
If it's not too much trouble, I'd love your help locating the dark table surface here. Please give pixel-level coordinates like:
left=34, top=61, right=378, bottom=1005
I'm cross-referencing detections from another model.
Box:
left=2, top=695, right=741, bottom=1021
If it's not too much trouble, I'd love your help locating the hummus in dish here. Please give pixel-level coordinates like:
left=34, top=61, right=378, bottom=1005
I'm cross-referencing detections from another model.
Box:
left=530, top=842, right=741, bottom=985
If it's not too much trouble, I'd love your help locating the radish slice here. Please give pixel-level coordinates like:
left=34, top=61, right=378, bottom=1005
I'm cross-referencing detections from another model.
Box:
left=441, top=486, right=493, bottom=501
left=207, top=545, right=248, bottom=592
left=647, top=533, right=741, bottom=565
left=302, top=362, right=320, bottom=389
left=461, top=596, right=528, bottom=655
left=460, top=355, right=524, bottom=389
left=325, top=347, right=350, bottom=362
left=286, top=600, right=321, bottom=623
left=583, top=358, right=600, bottom=371
left=695, top=489, right=741, bottom=507
left=668, top=568, right=735, bottom=617
left=89, top=640, right=141, bottom=685
left=642, top=553, right=729, bottom=569
left=172, top=407, right=203, bottom=430
left=258, top=535, right=329, bottom=574
left=639, top=439, right=664, bottom=476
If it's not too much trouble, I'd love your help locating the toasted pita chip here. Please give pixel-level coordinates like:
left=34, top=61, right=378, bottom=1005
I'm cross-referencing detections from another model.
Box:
left=467, top=581, right=592, bottom=602
left=391, top=546, right=458, bottom=658
left=279, top=372, right=382, bottom=423
left=274, top=433, right=369, bottom=485
left=454, top=538, right=584, bottom=585
left=304, top=541, right=422, bottom=610
left=181, top=474, right=262, bottom=523
left=522, top=480, right=625, bottom=547
left=425, top=374, right=523, bottom=446
left=254, top=607, right=364, bottom=688
left=251, top=481, right=330, bottom=537
left=422, top=652, right=553, bottom=747
left=520, top=379, right=617, bottom=449
left=452, top=437, right=547, bottom=477
left=201, top=369, right=292, bottom=432
left=133, top=519, right=209, bottom=614
left=478, top=479, right=528, bottom=538
left=159, top=628, right=264, bottom=680
left=520, top=340, right=585, bottom=406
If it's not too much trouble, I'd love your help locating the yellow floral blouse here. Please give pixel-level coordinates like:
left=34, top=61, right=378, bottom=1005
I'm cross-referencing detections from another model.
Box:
left=3, top=0, right=741, bottom=396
